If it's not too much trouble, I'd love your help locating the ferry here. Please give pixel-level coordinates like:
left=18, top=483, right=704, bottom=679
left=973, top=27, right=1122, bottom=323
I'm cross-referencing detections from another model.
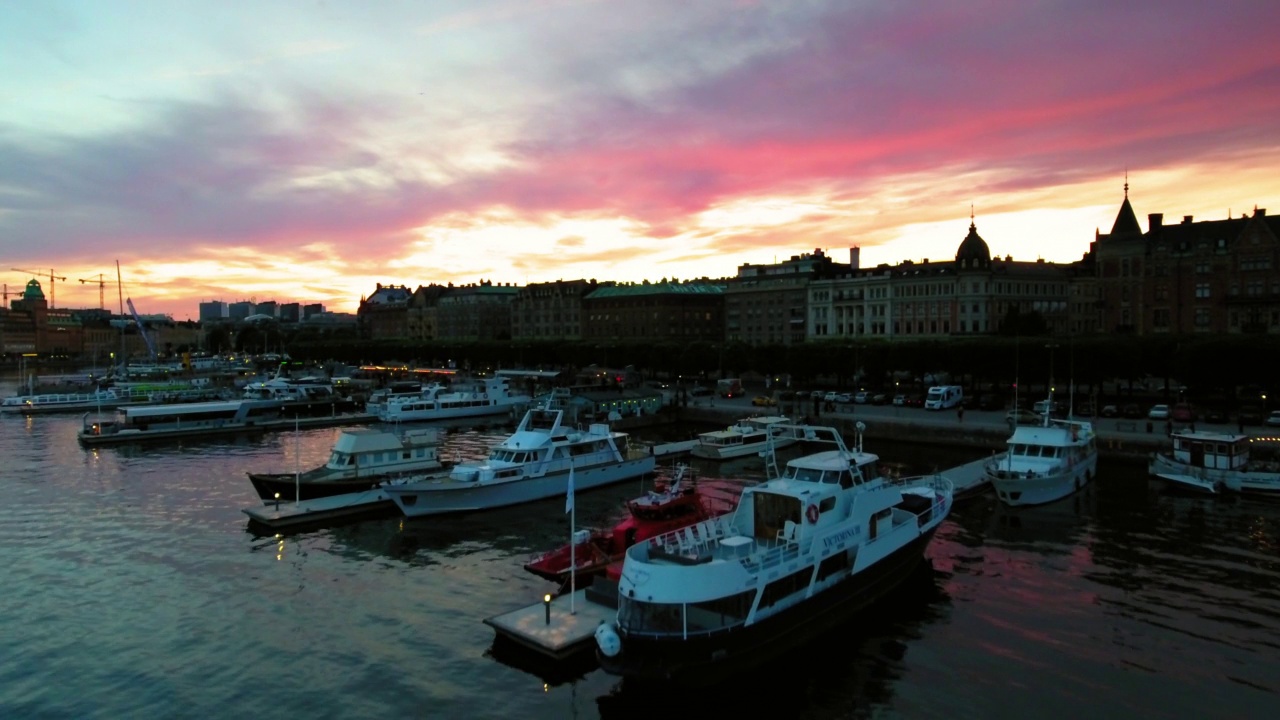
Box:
left=78, top=400, right=287, bottom=445
left=595, top=423, right=952, bottom=683
left=377, top=376, right=532, bottom=424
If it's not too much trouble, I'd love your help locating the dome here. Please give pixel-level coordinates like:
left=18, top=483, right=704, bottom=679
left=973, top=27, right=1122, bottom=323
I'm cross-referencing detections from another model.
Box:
left=955, top=221, right=991, bottom=266
left=23, top=279, right=45, bottom=301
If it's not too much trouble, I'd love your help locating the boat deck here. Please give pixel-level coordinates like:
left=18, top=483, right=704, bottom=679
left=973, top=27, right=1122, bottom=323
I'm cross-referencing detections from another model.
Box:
left=484, top=586, right=616, bottom=660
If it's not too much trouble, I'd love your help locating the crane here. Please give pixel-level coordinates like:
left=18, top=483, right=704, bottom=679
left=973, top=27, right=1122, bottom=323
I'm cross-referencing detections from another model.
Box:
left=126, top=297, right=158, bottom=362
left=79, top=273, right=125, bottom=312
left=10, top=268, right=67, bottom=308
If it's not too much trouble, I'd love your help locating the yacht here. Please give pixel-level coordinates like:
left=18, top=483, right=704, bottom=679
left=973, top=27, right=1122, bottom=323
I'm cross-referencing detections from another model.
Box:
left=594, top=423, right=952, bottom=683
left=986, top=401, right=1097, bottom=506
left=690, top=415, right=802, bottom=460
left=382, top=402, right=655, bottom=517
left=377, top=376, right=532, bottom=423
left=247, top=427, right=448, bottom=502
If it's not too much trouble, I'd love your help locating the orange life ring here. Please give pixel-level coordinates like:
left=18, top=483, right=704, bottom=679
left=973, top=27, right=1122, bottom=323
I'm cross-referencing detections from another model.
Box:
left=806, top=504, right=820, bottom=524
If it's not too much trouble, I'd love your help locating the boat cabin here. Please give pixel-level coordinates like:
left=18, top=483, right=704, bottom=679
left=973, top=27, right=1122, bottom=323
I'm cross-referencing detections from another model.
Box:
left=1170, top=430, right=1251, bottom=472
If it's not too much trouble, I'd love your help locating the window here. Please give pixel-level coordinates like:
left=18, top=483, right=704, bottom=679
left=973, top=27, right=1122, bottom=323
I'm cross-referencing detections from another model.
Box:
left=1195, top=283, right=1211, bottom=299
left=1194, top=308, right=1211, bottom=327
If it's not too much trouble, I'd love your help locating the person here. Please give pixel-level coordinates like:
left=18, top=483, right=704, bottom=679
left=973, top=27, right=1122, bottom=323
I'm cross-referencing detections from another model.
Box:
left=957, top=406, right=965, bottom=423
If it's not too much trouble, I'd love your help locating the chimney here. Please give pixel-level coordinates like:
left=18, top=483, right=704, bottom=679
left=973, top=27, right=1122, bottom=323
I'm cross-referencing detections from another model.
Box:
left=1258, top=208, right=1267, bottom=217
left=1182, top=215, right=1193, bottom=224
left=1148, top=213, right=1163, bottom=230
left=849, top=247, right=860, bottom=269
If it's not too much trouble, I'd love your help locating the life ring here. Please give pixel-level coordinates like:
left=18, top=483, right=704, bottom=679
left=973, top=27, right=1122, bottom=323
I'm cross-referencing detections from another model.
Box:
left=806, top=504, right=820, bottom=524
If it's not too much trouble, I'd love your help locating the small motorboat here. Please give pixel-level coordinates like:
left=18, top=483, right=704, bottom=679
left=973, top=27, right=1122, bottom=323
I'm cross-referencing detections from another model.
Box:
left=523, top=465, right=740, bottom=586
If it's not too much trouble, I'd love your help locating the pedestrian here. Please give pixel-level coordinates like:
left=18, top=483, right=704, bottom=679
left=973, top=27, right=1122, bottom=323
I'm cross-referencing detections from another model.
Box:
left=957, top=406, right=965, bottom=423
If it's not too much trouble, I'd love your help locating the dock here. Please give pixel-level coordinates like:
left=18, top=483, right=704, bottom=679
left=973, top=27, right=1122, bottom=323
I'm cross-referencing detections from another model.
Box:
left=242, top=486, right=396, bottom=532
left=484, top=581, right=618, bottom=661
left=939, top=455, right=993, bottom=500
left=650, top=438, right=698, bottom=457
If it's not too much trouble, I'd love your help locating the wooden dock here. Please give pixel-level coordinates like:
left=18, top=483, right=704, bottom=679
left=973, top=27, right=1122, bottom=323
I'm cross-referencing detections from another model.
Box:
left=484, top=581, right=618, bottom=661
left=242, top=487, right=395, bottom=532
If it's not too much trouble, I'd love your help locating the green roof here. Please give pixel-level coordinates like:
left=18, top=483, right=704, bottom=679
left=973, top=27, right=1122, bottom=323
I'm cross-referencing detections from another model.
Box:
left=586, top=282, right=725, bottom=299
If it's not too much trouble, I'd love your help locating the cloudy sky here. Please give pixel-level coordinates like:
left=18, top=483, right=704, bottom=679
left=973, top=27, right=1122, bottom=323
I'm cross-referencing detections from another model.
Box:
left=3, top=0, right=1278, bottom=318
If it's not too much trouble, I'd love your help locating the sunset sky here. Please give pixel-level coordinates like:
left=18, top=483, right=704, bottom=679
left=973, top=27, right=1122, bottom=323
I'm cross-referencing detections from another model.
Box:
left=3, top=0, right=1278, bottom=319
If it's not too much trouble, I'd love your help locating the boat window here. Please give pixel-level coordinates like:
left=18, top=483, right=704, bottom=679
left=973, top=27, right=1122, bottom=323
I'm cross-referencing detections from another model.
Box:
left=838, top=470, right=854, bottom=489
left=759, top=567, right=812, bottom=610
left=817, top=550, right=850, bottom=581
left=684, top=590, right=755, bottom=633
left=790, top=467, right=824, bottom=483
left=617, top=597, right=684, bottom=636
left=861, top=461, right=877, bottom=481
left=819, top=496, right=836, bottom=512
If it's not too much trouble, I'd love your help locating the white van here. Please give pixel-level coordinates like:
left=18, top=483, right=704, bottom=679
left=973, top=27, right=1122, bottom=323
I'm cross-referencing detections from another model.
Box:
left=924, top=385, right=963, bottom=410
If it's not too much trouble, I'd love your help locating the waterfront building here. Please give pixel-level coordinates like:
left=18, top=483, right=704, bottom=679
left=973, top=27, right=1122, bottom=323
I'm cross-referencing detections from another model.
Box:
left=436, top=281, right=518, bottom=342
left=358, top=283, right=412, bottom=340
left=510, top=279, right=602, bottom=342
left=228, top=301, right=254, bottom=321
left=726, top=249, right=849, bottom=346
left=406, top=284, right=448, bottom=341
left=583, top=281, right=726, bottom=343
left=1094, top=185, right=1280, bottom=335
left=1, top=280, right=84, bottom=357
left=199, top=301, right=228, bottom=323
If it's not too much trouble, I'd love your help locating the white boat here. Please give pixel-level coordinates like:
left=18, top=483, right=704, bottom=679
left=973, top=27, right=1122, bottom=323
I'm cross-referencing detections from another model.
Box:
left=78, top=399, right=287, bottom=445
left=690, top=415, right=802, bottom=460
left=986, top=405, right=1098, bottom=506
left=1, top=383, right=227, bottom=415
left=382, top=402, right=655, bottom=517
left=1149, top=429, right=1280, bottom=496
left=376, top=376, right=532, bottom=423
left=594, top=422, right=952, bottom=683
left=364, top=381, right=432, bottom=416
left=243, top=375, right=337, bottom=402
left=247, top=427, right=448, bottom=502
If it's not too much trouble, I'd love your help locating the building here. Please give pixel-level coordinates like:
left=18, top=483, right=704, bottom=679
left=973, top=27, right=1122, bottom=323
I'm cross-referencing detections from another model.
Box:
left=199, top=300, right=228, bottom=323
left=1094, top=185, right=1280, bottom=335
left=406, top=284, right=449, bottom=341
left=358, top=284, right=413, bottom=340
left=510, top=279, right=602, bottom=341
left=725, top=249, right=849, bottom=346
left=436, top=282, right=519, bottom=342
left=0, top=279, right=85, bottom=357
left=582, top=281, right=726, bottom=343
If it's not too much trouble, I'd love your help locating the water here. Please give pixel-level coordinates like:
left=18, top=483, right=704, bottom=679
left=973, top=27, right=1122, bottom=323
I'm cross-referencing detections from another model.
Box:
left=1, top=378, right=1277, bottom=719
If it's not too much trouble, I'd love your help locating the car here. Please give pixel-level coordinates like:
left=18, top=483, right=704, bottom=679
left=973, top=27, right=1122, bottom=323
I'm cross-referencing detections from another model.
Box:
left=1148, top=404, right=1171, bottom=420
left=853, top=391, right=870, bottom=404
left=1006, top=409, right=1042, bottom=425
left=823, top=391, right=839, bottom=402
left=751, top=395, right=777, bottom=407
left=1267, top=411, right=1280, bottom=428
left=810, top=390, right=825, bottom=400
left=892, top=393, right=907, bottom=406
left=834, top=392, right=852, bottom=403
left=688, top=386, right=712, bottom=397
left=1171, top=403, right=1196, bottom=422
left=1100, top=404, right=1119, bottom=418
left=906, top=393, right=926, bottom=408
left=871, top=393, right=888, bottom=405
left=1121, top=403, right=1143, bottom=419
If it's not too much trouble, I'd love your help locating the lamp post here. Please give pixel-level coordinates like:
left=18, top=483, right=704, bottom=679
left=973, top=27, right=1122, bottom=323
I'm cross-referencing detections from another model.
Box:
left=543, top=593, right=552, bottom=625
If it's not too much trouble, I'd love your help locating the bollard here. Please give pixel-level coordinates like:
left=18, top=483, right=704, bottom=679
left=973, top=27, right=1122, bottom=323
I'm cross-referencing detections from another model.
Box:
left=544, top=594, right=552, bottom=625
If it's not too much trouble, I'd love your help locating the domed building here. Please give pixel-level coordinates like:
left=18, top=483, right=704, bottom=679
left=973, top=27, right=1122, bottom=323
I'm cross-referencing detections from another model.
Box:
left=1, top=279, right=86, bottom=357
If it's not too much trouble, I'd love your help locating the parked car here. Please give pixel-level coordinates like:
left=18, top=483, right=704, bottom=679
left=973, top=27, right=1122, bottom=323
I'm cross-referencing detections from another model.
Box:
left=1171, top=403, right=1196, bottom=422
left=1267, top=411, right=1280, bottom=428
left=834, top=393, right=852, bottom=403
left=752, top=395, right=777, bottom=407
left=906, top=393, right=926, bottom=408
left=1006, top=409, right=1042, bottom=425
left=892, top=393, right=907, bottom=406
left=823, top=391, right=839, bottom=402
left=810, top=390, right=826, bottom=400
left=853, top=391, right=870, bottom=404
left=871, top=393, right=888, bottom=405
left=1100, top=404, right=1119, bottom=418
left=1148, top=404, right=1171, bottom=420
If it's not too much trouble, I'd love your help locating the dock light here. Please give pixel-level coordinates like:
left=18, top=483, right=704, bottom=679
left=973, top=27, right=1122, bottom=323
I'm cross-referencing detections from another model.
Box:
left=273, top=492, right=281, bottom=509
left=544, top=593, right=552, bottom=625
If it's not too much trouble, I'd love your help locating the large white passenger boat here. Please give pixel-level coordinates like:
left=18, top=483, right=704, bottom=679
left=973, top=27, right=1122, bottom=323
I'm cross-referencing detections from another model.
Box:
left=376, top=377, right=531, bottom=424
left=247, top=427, right=447, bottom=502
left=382, top=401, right=655, bottom=517
left=986, top=407, right=1097, bottom=507
left=78, top=399, right=286, bottom=445
left=595, top=423, right=952, bottom=683
left=1149, top=429, right=1280, bottom=496
left=690, top=415, right=802, bottom=460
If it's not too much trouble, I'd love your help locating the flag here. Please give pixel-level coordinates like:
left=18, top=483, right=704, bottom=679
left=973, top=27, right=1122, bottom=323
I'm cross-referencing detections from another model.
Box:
left=565, top=466, right=575, bottom=514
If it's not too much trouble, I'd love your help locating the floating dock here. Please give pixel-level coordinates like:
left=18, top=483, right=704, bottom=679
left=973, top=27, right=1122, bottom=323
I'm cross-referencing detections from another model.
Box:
left=484, top=580, right=618, bottom=661
left=941, top=455, right=993, bottom=500
left=242, top=486, right=396, bottom=532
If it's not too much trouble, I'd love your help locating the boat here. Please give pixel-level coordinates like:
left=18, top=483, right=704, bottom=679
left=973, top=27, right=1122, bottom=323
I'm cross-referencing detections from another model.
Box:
left=0, top=383, right=226, bottom=415
left=246, top=427, right=449, bottom=502
left=243, top=375, right=337, bottom=402
left=1148, top=429, right=1280, bottom=496
left=78, top=399, right=287, bottom=444
left=364, top=380, right=432, bottom=416
left=593, top=422, right=953, bottom=683
left=689, top=415, right=802, bottom=460
left=376, top=376, right=532, bottom=423
left=522, top=465, right=742, bottom=586
left=382, top=401, right=656, bottom=517
left=985, top=403, right=1098, bottom=506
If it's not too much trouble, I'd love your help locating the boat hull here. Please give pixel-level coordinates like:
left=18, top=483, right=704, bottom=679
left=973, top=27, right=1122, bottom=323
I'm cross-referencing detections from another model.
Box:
left=247, top=473, right=448, bottom=503
left=690, top=437, right=797, bottom=460
left=1149, top=453, right=1280, bottom=495
left=377, top=401, right=527, bottom=423
left=988, top=456, right=1097, bottom=506
left=385, top=457, right=656, bottom=517
left=597, top=529, right=937, bottom=684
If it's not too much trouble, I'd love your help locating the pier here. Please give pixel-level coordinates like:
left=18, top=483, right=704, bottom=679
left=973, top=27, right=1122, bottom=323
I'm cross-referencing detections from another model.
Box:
left=484, top=580, right=618, bottom=661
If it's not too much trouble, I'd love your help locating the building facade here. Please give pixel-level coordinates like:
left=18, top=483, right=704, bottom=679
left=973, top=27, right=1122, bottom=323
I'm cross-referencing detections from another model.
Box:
left=510, top=279, right=601, bottom=341
left=582, top=281, right=726, bottom=343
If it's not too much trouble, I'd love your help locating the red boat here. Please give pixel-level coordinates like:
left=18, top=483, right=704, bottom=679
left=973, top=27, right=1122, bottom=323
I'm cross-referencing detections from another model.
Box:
left=524, top=466, right=741, bottom=586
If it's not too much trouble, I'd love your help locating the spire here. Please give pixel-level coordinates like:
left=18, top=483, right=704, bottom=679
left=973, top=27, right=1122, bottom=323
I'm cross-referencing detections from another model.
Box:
left=1108, top=177, right=1141, bottom=236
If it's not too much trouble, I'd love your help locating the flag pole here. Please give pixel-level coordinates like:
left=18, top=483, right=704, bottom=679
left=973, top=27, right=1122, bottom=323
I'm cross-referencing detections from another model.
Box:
left=568, top=465, right=576, bottom=614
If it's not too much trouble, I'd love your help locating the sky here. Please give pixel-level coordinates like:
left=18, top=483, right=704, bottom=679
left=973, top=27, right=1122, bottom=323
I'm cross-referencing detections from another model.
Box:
left=2, top=0, right=1278, bottom=319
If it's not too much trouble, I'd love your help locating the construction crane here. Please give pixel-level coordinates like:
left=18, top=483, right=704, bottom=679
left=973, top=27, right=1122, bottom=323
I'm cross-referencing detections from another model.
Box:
left=10, top=268, right=67, bottom=308
left=79, top=273, right=125, bottom=312
left=126, top=297, right=158, bottom=362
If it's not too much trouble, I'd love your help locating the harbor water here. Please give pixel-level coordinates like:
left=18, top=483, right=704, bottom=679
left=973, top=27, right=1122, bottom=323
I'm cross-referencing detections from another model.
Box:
left=1, top=378, right=1277, bottom=719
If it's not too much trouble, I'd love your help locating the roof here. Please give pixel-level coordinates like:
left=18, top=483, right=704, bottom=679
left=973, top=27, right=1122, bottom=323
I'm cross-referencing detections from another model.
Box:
left=1109, top=196, right=1142, bottom=236
left=586, top=282, right=725, bottom=299
left=955, top=221, right=991, bottom=265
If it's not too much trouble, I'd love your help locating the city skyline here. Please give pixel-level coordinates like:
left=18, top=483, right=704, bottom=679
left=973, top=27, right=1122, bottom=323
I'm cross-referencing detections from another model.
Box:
left=3, top=1, right=1278, bottom=320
